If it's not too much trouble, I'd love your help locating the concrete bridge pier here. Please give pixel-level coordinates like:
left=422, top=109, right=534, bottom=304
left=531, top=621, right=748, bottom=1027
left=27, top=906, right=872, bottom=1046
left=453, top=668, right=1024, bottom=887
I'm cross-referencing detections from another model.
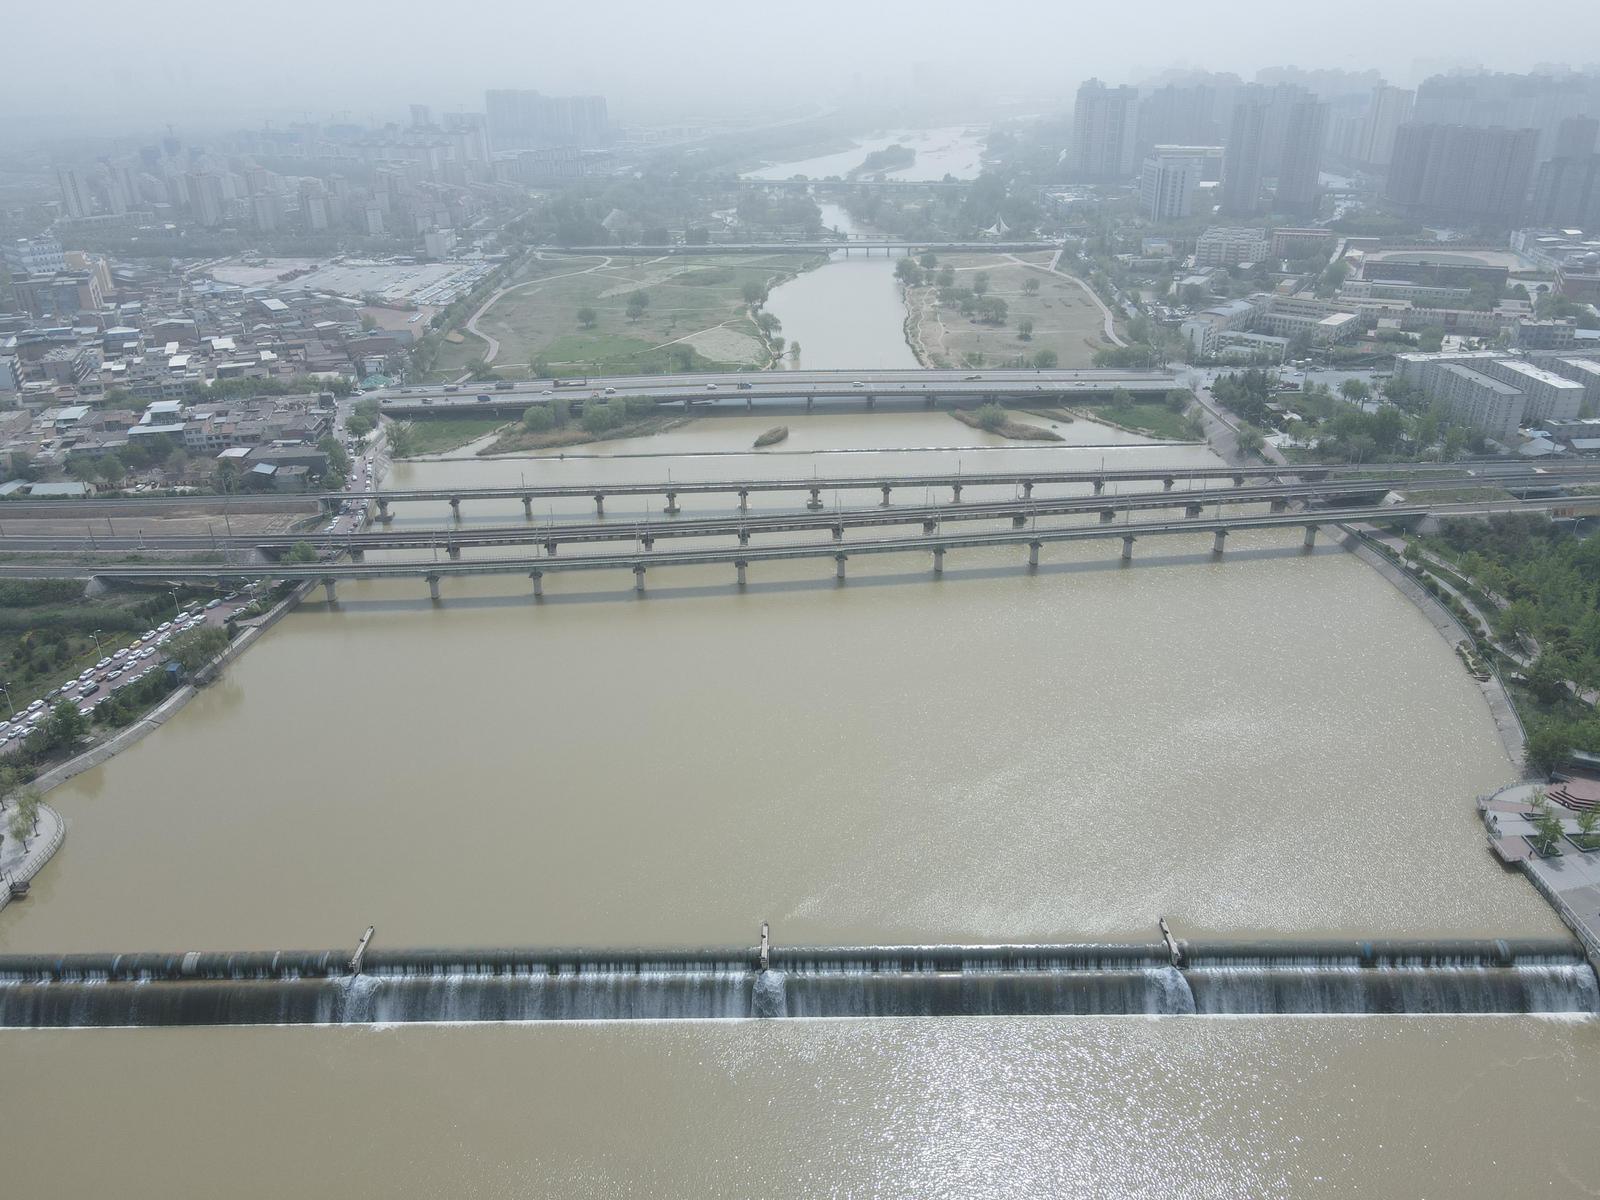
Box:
left=1163, top=477, right=1175, bottom=491
left=834, top=553, right=847, bottom=581
left=1099, top=509, right=1116, bottom=524
left=446, top=543, right=461, bottom=560
left=1212, top=530, right=1228, bottom=555
left=377, top=499, right=392, bottom=522
left=922, top=519, right=937, bottom=534
left=1303, top=524, right=1318, bottom=549
left=738, top=490, right=750, bottom=512
left=1022, top=481, right=1034, bottom=498
left=1092, top=478, right=1105, bottom=495
left=933, top=545, right=945, bottom=575
left=951, top=483, right=963, bottom=503
left=545, top=539, right=558, bottom=556
left=449, top=496, right=462, bottom=516
left=633, top=564, right=647, bottom=594
left=1028, top=541, right=1041, bottom=568
left=427, top=574, right=441, bottom=602
left=348, top=548, right=364, bottom=562
left=592, top=493, right=604, bottom=516
left=865, top=394, right=876, bottom=410
left=1232, top=474, right=1245, bottom=487
left=805, top=396, right=814, bottom=413
left=321, top=577, right=337, bottom=604
left=1121, top=535, right=1136, bottom=562
left=880, top=485, right=892, bottom=506
left=523, top=495, right=534, bottom=518
left=1185, top=503, right=1203, bottom=518
left=1012, top=514, right=1028, bottom=528
left=746, top=397, right=753, bottom=413
left=831, top=524, right=844, bottom=541
left=807, top=488, right=824, bottom=511
left=530, top=571, right=544, bottom=598
left=737, top=529, right=750, bottom=546
left=1269, top=498, right=1288, bottom=513
left=641, top=535, right=655, bottom=551
left=663, top=491, right=680, bottom=515
left=735, top=560, right=747, bottom=587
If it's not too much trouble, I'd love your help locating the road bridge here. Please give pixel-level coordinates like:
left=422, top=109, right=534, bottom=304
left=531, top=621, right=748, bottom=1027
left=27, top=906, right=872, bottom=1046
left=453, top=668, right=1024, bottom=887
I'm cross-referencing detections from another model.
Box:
left=5, top=460, right=1591, bottom=522
left=8, top=470, right=1591, bottom=559
left=376, top=366, right=1181, bottom=417
left=541, top=240, right=1055, bottom=256
left=19, top=496, right=1600, bottom=600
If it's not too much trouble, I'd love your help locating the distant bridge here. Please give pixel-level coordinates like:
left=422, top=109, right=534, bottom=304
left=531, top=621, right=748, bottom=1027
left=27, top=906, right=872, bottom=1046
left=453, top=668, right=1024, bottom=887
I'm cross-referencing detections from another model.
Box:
left=375, top=367, right=1180, bottom=418
left=541, top=240, right=1055, bottom=256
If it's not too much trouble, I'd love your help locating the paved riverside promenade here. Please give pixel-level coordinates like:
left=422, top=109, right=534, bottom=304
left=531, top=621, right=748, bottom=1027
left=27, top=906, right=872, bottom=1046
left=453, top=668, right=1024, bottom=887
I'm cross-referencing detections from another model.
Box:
left=1482, top=783, right=1600, bottom=962
left=0, top=802, right=64, bottom=916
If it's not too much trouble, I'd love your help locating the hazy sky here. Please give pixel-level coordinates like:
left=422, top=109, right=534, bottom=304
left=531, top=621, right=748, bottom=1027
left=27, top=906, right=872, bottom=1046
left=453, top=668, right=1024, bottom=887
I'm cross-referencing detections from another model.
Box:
left=4, top=0, right=1599, bottom=139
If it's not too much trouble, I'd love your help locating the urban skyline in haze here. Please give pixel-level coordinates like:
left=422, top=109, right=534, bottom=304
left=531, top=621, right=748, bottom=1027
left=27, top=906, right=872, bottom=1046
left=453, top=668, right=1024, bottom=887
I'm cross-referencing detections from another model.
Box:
left=2, top=0, right=1597, bottom=140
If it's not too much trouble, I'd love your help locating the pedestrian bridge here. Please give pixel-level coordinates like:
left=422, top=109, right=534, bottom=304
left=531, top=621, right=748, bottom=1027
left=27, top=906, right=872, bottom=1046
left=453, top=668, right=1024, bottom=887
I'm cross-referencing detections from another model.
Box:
left=0, top=935, right=1590, bottom=1026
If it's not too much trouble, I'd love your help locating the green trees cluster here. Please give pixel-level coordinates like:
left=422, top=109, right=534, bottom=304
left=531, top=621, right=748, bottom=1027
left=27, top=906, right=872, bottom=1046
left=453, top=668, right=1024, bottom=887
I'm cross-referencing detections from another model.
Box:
left=166, top=626, right=230, bottom=673
left=385, top=420, right=419, bottom=458
left=973, top=403, right=1009, bottom=431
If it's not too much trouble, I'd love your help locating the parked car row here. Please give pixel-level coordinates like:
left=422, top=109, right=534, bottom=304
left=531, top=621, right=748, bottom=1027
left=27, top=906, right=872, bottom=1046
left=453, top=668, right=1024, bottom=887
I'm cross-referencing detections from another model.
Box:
left=0, top=595, right=250, bottom=753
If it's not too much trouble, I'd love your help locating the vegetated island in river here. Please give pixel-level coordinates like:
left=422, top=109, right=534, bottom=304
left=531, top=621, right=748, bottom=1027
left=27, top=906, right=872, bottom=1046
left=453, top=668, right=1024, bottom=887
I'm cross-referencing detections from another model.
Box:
left=476, top=397, right=683, bottom=455
left=753, top=426, right=789, bottom=448
left=951, top=403, right=1064, bottom=442
left=849, top=144, right=915, bottom=178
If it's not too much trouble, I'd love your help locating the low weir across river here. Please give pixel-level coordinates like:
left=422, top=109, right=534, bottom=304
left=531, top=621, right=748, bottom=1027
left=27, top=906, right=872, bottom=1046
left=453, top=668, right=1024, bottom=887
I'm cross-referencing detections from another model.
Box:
left=1, top=938, right=1593, bottom=1026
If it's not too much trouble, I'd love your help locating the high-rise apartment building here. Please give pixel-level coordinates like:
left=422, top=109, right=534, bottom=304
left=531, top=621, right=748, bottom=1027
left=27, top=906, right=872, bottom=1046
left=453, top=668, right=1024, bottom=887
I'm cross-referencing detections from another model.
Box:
left=485, top=90, right=609, bottom=151
left=1358, top=85, right=1415, bottom=166
left=1553, top=115, right=1598, bottom=159
left=1275, top=98, right=1328, bottom=213
left=55, top=166, right=90, bottom=219
left=1529, top=155, right=1600, bottom=228
left=1070, top=79, right=1140, bottom=181
left=1139, top=149, right=1203, bottom=222
left=1386, top=123, right=1538, bottom=225
left=1220, top=94, right=1271, bottom=215
left=1136, top=83, right=1226, bottom=153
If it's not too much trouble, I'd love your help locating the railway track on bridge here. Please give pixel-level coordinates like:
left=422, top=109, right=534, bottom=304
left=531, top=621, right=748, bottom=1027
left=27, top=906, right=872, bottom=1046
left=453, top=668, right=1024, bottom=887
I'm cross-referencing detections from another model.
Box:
left=4, top=469, right=1592, bottom=557
left=8, top=496, right=1598, bottom=596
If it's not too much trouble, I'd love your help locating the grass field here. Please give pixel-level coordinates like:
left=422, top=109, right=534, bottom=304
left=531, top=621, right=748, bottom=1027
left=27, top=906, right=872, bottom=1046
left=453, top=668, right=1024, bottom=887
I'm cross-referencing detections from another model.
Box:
left=395, top=417, right=510, bottom=456
left=905, top=252, right=1115, bottom=370
left=430, top=252, right=821, bottom=381
left=1071, top=399, right=1193, bottom=440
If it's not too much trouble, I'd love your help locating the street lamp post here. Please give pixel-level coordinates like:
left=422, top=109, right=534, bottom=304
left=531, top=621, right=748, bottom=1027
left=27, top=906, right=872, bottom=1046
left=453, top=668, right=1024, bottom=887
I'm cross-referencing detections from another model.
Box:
left=90, top=629, right=103, bottom=654
left=168, top=589, right=181, bottom=615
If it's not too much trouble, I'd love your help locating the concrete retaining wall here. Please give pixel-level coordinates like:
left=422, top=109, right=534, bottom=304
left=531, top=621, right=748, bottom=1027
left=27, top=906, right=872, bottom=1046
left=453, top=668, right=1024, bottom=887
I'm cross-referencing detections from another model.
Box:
left=1339, top=525, right=1528, bottom=769
left=28, top=581, right=313, bottom=797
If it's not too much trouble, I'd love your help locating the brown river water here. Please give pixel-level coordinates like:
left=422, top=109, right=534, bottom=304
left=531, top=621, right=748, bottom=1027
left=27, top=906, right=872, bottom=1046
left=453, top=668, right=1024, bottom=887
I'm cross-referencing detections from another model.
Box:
left=4, top=410, right=1595, bottom=1196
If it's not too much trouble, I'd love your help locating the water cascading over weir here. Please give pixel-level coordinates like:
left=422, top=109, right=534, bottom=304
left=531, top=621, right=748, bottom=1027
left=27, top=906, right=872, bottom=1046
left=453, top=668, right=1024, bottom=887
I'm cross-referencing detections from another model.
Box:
left=0, top=932, right=1594, bottom=1027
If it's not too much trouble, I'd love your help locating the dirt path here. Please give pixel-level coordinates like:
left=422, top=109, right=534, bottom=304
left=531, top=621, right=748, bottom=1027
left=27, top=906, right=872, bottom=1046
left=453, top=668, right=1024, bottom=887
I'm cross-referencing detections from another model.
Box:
left=1022, top=253, right=1127, bottom=348
left=460, top=254, right=617, bottom=372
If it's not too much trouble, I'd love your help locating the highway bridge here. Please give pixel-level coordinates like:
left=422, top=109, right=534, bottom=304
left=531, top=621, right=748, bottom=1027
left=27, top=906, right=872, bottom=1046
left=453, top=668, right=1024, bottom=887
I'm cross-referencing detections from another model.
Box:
left=7, top=470, right=1592, bottom=559
left=540, top=240, right=1056, bottom=256
left=16, top=496, right=1599, bottom=601
left=374, top=367, right=1181, bottom=418
left=4, top=460, right=1592, bottom=521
